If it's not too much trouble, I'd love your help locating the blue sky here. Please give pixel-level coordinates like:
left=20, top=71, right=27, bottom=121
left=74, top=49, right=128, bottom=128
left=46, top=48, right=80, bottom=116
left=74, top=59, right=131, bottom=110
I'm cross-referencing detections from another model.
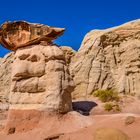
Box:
left=0, top=0, right=139, bottom=57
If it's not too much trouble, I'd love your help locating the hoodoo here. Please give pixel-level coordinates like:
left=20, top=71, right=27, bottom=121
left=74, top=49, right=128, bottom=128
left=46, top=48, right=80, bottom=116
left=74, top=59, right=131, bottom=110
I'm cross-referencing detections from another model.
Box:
left=0, top=21, right=74, bottom=133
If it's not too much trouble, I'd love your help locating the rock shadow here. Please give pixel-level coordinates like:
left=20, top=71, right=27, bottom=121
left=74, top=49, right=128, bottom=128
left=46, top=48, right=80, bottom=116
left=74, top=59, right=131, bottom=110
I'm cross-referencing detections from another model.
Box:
left=72, top=101, right=97, bottom=116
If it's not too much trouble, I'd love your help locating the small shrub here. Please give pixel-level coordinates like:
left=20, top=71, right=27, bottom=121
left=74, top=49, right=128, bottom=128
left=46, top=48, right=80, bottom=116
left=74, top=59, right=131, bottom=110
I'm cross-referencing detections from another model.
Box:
left=93, top=89, right=120, bottom=102
left=104, top=103, right=121, bottom=112
left=104, top=103, right=113, bottom=111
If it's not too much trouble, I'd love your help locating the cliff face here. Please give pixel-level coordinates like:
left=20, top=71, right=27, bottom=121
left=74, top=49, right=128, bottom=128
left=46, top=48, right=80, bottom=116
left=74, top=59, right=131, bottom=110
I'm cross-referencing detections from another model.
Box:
left=70, top=19, right=140, bottom=98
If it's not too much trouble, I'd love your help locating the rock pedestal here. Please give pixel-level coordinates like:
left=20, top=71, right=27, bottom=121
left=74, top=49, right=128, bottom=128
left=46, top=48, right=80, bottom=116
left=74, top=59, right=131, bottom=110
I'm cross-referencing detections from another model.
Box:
left=0, top=21, right=74, bottom=133
left=10, top=44, right=73, bottom=113
left=5, top=44, right=74, bottom=132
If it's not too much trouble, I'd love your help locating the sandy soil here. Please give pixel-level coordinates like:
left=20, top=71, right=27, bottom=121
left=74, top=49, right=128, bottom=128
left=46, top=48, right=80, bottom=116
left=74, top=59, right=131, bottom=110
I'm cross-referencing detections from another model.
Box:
left=0, top=95, right=140, bottom=140
left=0, top=112, right=140, bottom=140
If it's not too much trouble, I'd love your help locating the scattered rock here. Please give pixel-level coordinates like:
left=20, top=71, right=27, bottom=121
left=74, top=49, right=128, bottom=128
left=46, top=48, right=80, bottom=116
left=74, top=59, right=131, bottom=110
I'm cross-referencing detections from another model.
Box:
left=44, top=133, right=64, bottom=140
left=125, top=116, right=135, bottom=125
left=8, top=127, right=16, bottom=134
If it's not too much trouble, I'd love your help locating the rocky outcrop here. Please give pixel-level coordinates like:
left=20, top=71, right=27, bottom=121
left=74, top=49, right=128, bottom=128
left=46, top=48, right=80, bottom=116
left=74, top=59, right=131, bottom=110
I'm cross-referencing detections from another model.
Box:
left=0, top=21, right=65, bottom=51
left=70, top=19, right=140, bottom=98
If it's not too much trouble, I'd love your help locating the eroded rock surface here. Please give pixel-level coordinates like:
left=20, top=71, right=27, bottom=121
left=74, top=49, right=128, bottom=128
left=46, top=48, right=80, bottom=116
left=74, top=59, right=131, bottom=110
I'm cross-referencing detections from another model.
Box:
left=4, top=44, right=74, bottom=133
left=60, top=46, right=76, bottom=66
left=0, top=52, right=14, bottom=109
left=0, top=52, right=14, bottom=131
left=9, top=44, right=74, bottom=113
left=0, top=21, right=65, bottom=51
left=70, top=19, right=140, bottom=98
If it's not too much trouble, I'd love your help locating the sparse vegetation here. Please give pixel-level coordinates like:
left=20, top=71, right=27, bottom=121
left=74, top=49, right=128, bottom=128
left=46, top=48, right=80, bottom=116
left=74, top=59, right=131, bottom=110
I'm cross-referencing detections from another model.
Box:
left=93, top=89, right=120, bottom=102
left=92, top=89, right=121, bottom=112
left=104, top=103, right=121, bottom=112
left=104, top=103, right=113, bottom=111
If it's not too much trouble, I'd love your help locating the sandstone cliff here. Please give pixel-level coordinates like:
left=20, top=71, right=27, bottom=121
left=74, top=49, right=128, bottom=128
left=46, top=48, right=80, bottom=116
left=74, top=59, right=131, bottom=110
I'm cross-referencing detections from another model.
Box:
left=70, top=19, right=140, bottom=98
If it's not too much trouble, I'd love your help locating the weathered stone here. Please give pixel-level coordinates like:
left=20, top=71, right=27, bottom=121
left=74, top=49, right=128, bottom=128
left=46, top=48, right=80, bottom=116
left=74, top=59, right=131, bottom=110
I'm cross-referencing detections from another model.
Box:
left=0, top=52, right=14, bottom=109
left=9, top=44, right=74, bottom=113
left=125, top=116, right=135, bottom=125
left=0, top=21, right=65, bottom=51
left=70, top=19, right=140, bottom=98
left=4, top=43, right=74, bottom=133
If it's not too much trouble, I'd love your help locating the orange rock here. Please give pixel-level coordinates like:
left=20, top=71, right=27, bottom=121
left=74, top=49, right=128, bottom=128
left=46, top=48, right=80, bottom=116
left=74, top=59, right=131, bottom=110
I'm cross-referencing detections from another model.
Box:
left=0, top=21, right=65, bottom=51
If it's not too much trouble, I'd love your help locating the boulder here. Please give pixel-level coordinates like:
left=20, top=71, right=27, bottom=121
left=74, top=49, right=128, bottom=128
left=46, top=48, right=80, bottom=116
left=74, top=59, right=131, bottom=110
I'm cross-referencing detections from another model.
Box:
left=70, top=19, right=140, bottom=98
left=0, top=21, right=65, bottom=51
left=94, top=128, right=131, bottom=140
